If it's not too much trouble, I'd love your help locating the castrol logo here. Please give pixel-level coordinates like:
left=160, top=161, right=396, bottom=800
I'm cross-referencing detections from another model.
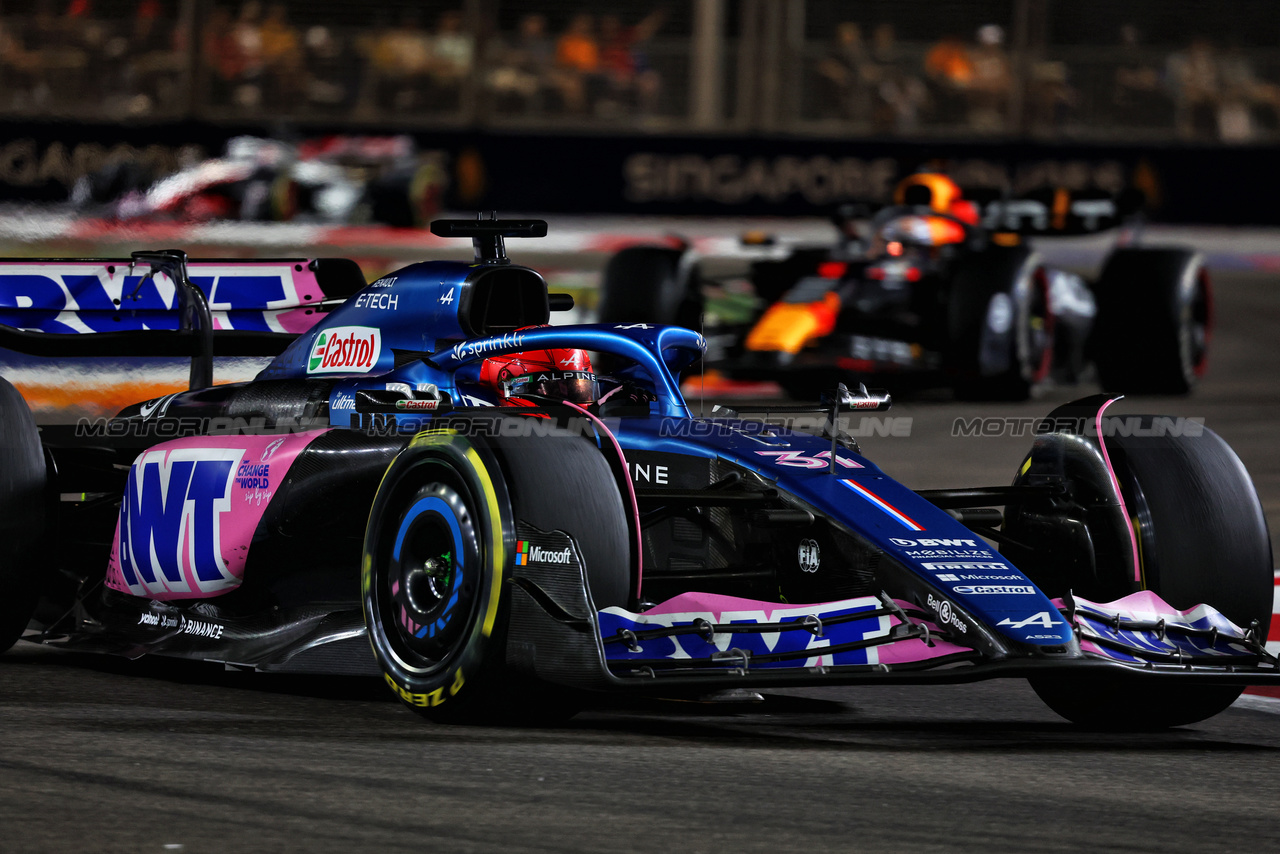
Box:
left=308, top=326, right=382, bottom=374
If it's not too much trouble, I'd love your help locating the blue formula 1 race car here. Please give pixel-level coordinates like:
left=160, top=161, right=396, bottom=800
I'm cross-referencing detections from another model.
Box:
left=0, top=219, right=1274, bottom=729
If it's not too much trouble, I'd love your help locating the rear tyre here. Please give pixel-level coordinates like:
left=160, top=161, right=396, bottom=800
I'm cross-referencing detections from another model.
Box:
left=949, top=247, right=1053, bottom=401
left=0, top=378, right=46, bottom=653
left=1028, top=418, right=1272, bottom=729
left=598, top=246, right=702, bottom=328
left=363, top=429, right=629, bottom=724
left=1092, top=248, right=1212, bottom=395
left=369, top=162, right=445, bottom=228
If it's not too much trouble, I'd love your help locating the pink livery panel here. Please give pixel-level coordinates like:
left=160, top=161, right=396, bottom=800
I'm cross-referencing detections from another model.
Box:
left=106, top=431, right=330, bottom=600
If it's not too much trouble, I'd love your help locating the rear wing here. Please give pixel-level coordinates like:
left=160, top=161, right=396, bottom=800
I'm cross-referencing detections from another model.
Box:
left=833, top=187, right=1143, bottom=237
left=967, top=187, right=1143, bottom=236
left=0, top=252, right=366, bottom=387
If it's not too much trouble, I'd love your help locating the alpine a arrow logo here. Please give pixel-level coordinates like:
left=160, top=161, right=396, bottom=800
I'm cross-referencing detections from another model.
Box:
left=997, top=612, right=1064, bottom=629
left=308, top=326, right=381, bottom=374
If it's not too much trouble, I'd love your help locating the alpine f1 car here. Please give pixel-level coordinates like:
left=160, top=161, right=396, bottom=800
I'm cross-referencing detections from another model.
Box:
left=0, top=219, right=1273, bottom=729
left=599, top=173, right=1213, bottom=400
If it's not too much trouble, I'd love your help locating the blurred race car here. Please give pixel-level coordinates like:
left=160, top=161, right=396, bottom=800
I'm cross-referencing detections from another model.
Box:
left=73, top=135, right=447, bottom=227
left=599, top=173, right=1212, bottom=400
left=0, top=221, right=1274, bottom=731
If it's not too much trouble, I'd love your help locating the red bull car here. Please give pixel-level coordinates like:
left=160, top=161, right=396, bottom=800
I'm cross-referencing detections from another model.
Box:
left=0, top=220, right=1272, bottom=729
left=599, top=174, right=1212, bottom=400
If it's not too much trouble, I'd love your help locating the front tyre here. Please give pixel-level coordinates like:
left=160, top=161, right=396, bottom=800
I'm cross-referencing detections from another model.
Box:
left=1031, top=675, right=1246, bottom=731
left=363, top=427, right=632, bottom=724
left=1026, top=416, right=1272, bottom=729
left=363, top=432, right=509, bottom=721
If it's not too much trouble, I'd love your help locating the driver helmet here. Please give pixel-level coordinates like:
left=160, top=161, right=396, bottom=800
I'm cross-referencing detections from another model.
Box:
left=479, top=344, right=599, bottom=406
left=894, top=172, right=962, bottom=213
left=893, top=171, right=979, bottom=226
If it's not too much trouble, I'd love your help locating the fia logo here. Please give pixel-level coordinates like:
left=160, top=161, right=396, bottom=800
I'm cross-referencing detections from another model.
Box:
left=797, top=539, right=821, bottom=573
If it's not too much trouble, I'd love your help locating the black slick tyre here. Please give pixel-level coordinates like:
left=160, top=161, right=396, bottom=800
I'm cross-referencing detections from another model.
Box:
left=369, top=162, right=444, bottom=228
left=0, top=377, right=46, bottom=653
left=598, top=246, right=701, bottom=328
left=363, top=427, right=629, bottom=724
left=948, top=247, right=1053, bottom=401
left=1029, top=417, right=1272, bottom=729
left=1091, top=248, right=1211, bottom=395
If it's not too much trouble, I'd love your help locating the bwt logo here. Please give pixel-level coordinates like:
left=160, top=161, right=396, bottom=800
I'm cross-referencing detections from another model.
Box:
left=116, top=448, right=243, bottom=596
left=0, top=267, right=301, bottom=334
left=890, top=537, right=980, bottom=548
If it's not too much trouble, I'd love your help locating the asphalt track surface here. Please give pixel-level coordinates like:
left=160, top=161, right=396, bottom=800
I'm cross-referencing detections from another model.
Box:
left=3, top=271, right=1280, bottom=854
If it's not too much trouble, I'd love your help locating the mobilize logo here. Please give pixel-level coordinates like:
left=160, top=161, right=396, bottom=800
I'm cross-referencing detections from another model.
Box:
left=116, top=448, right=243, bottom=595
left=515, top=540, right=573, bottom=566
left=308, top=326, right=381, bottom=374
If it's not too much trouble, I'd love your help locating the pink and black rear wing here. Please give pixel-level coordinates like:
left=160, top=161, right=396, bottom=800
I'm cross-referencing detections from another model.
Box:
left=0, top=251, right=366, bottom=390
left=0, top=253, right=365, bottom=360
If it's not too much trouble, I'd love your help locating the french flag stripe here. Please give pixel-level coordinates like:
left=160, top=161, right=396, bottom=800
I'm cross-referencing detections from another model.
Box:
left=841, top=479, right=925, bottom=531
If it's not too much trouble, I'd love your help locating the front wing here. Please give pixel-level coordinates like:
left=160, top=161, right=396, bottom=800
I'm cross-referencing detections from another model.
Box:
left=507, top=551, right=1280, bottom=693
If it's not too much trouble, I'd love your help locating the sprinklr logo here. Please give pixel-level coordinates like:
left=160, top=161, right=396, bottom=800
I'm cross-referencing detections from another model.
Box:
left=514, top=540, right=573, bottom=566
left=308, top=327, right=382, bottom=374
